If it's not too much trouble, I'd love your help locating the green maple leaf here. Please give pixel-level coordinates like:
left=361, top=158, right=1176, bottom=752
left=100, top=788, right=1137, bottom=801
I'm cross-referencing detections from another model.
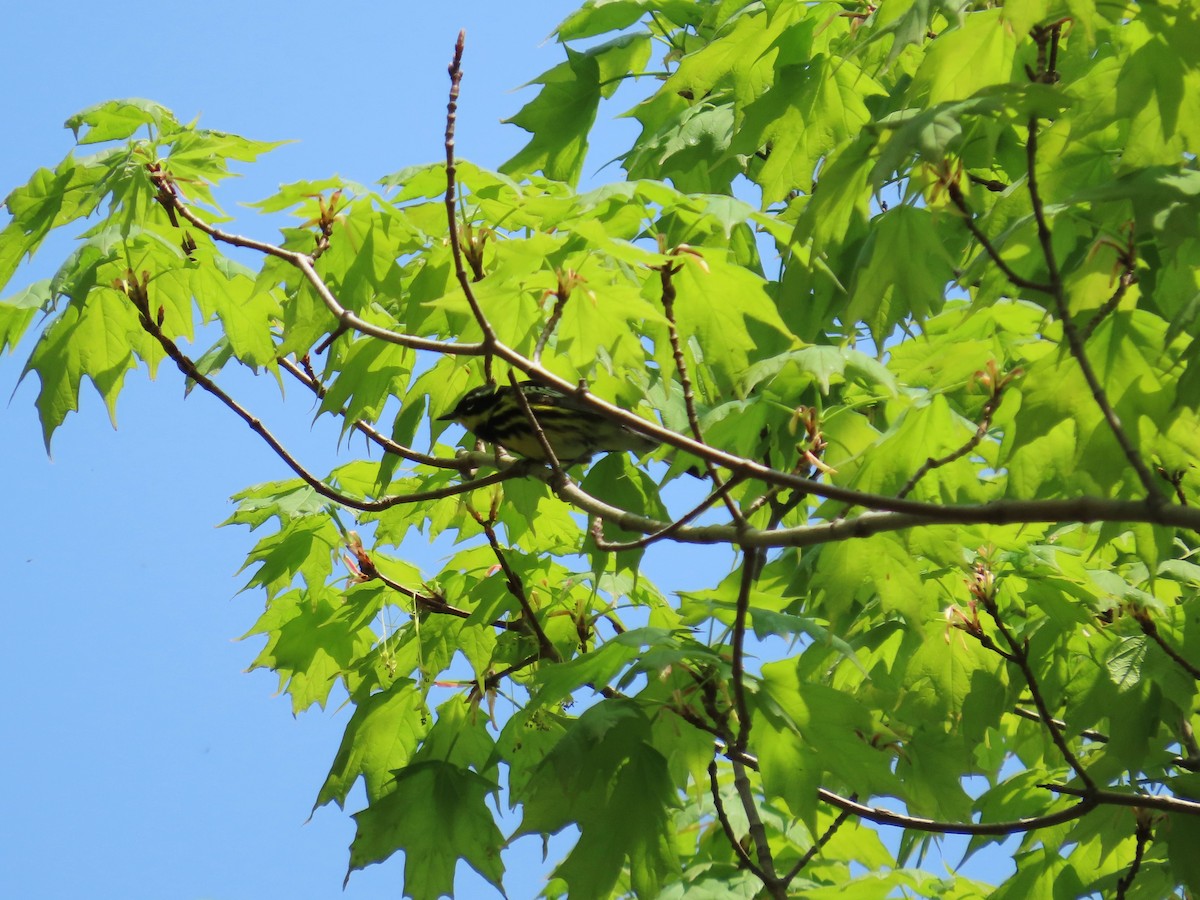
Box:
left=503, top=34, right=652, bottom=185
left=21, top=288, right=140, bottom=448
left=0, top=280, right=46, bottom=354
left=734, top=55, right=883, bottom=206
left=346, top=761, right=506, bottom=899
left=316, top=679, right=428, bottom=809
left=555, top=0, right=702, bottom=41
left=909, top=8, right=1019, bottom=106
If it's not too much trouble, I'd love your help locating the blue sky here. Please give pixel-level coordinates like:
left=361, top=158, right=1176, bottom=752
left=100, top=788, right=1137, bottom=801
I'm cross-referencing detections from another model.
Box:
left=0, top=3, right=621, bottom=898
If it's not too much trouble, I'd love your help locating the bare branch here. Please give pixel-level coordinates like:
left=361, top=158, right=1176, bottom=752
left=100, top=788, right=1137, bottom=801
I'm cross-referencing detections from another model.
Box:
left=532, top=274, right=573, bottom=364
left=476, top=515, right=561, bottom=663
left=444, top=30, right=496, bottom=380
left=731, top=552, right=758, bottom=750
left=897, top=362, right=1015, bottom=499
left=656, top=244, right=742, bottom=521
left=137, top=178, right=1200, bottom=526
left=815, top=786, right=1099, bottom=835
left=1135, top=611, right=1200, bottom=681
left=731, top=757, right=784, bottom=897
left=553, top=475, right=1200, bottom=549
left=973, top=559, right=1096, bottom=792
left=1020, top=29, right=1163, bottom=503
left=945, top=179, right=1054, bottom=295
left=1011, top=707, right=1109, bottom=744
left=708, top=760, right=767, bottom=879
left=148, top=169, right=485, bottom=357
left=589, top=475, right=743, bottom=553
left=1080, top=269, right=1135, bottom=342
left=118, top=270, right=518, bottom=512
left=353, top=549, right=524, bottom=632
left=278, top=355, right=461, bottom=469
left=1041, top=783, right=1200, bottom=816
left=781, top=804, right=854, bottom=886
left=1115, top=810, right=1154, bottom=900
left=505, top=371, right=570, bottom=486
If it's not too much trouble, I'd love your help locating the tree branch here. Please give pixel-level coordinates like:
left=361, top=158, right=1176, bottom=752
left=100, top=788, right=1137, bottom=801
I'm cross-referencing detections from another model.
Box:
left=148, top=169, right=485, bottom=357
left=897, top=363, right=1015, bottom=499
left=1135, top=611, right=1200, bottom=681
left=731, top=756, right=783, bottom=897
left=656, top=244, right=741, bottom=519
left=708, top=760, right=767, bottom=880
left=444, top=30, right=497, bottom=379
left=781, top=804, right=854, bottom=886
left=552, top=476, right=1200, bottom=549
left=118, top=270, right=519, bottom=512
left=140, top=173, right=1200, bottom=527
left=353, top=550, right=525, bottom=633
left=1022, top=27, right=1163, bottom=503
left=1040, top=783, right=1200, bottom=816
left=278, top=355, right=462, bottom=469
left=475, top=514, right=561, bottom=663
left=589, top=475, right=743, bottom=553
left=1114, top=810, right=1153, bottom=900
left=974, top=559, right=1095, bottom=792
left=731, top=552, right=758, bottom=751
left=945, top=179, right=1054, bottom=295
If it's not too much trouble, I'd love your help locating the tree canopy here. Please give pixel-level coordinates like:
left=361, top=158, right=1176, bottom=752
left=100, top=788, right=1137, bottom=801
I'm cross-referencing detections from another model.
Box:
left=5, top=1, right=1200, bottom=897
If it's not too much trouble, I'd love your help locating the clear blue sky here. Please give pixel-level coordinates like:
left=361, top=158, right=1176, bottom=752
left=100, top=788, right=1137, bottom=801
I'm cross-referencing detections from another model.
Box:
left=0, top=3, right=626, bottom=898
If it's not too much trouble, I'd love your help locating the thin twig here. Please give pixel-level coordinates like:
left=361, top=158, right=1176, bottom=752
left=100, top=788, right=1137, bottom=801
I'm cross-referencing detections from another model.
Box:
left=731, top=756, right=783, bottom=897
left=946, top=180, right=1054, bottom=295
left=966, top=172, right=1007, bottom=192
left=149, top=169, right=482, bottom=357
left=117, top=271, right=520, bottom=513
left=1079, top=269, right=1135, bottom=342
left=1156, top=466, right=1189, bottom=506
left=532, top=282, right=571, bottom=364
left=657, top=247, right=743, bottom=523
left=781, top=804, right=855, bottom=885
left=1011, top=707, right=1109, bottom=744
left=589, top=475, right=744, bottom=553
left=897, top=368, right=1014, bottom=499
left=1022, top=28, right=1163, bottom=502
left=975, top=565, right=1096, bottom=792
left=365, top=562, right=525, bottom=632
left=731, top=551, right=759, bottom=750
left=478, top=518, right=561, bottom=662
left=1027, top=126, right=1161, bottom=502
left=1114, top=811, right=1153, bottom=900
left=1135, top=613, right=1200, bottom=680
left=278, top=355, right=460, bottom=469
left=708, top=760, right=767, bottom=879
left=505, top=371, right=570, bottom=487
left=444, top=30, right=496, bottom=381
left=478, top=653, right=542, bottom=695
left=313, top=323, right=349, bottom=356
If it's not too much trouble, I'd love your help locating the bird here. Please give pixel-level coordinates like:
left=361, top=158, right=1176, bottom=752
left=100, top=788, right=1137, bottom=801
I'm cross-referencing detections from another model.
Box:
left=438, top=381, right=659, bottom=465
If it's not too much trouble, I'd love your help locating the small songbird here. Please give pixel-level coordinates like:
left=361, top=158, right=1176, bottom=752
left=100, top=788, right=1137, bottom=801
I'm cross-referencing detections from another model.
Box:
left=438, top=381, right=659, bottom=464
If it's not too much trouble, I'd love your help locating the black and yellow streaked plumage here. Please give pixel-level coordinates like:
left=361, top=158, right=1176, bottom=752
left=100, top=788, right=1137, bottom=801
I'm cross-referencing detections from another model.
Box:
left=439, top=381, right=658, bottom=463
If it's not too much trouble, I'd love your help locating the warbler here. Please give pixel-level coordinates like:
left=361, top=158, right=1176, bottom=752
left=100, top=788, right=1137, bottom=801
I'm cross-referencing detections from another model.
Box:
left=439, top=381, right=659, bottom=464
